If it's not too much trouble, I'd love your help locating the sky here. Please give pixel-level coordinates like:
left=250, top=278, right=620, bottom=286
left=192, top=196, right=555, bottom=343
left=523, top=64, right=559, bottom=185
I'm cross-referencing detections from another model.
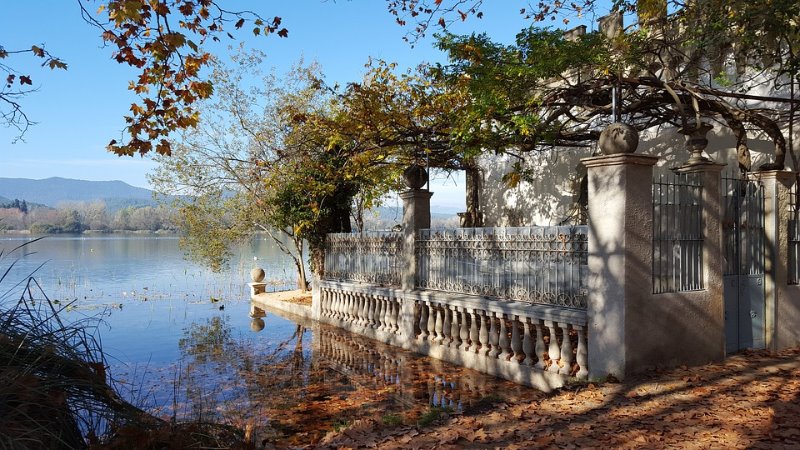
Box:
left=0, top=1, right=596, bottom=210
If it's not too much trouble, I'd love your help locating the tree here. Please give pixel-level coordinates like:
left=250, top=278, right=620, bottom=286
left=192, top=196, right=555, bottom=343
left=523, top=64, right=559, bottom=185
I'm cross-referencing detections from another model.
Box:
left=152, top=53, right=407, bottom=283
left=2, top=0, right=287, bottom=155
left=151, top=52, right=312, bottom=285
left=389, top=1, right=800, bottom=172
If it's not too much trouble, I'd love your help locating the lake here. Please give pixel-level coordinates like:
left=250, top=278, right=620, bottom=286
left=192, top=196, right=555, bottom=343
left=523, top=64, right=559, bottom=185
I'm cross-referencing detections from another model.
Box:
left=0, top=234, right=542, bottom=446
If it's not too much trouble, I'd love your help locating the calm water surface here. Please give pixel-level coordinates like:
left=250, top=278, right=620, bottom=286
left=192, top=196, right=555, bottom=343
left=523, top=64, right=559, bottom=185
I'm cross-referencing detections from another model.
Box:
left=0, top=235, right=542, bottom=445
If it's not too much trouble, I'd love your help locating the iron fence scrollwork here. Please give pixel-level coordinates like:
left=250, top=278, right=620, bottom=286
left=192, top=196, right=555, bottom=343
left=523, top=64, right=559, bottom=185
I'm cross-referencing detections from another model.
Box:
left=324, top=232, right=402, bottom=286
left=415, top=226, right=588, bottom=309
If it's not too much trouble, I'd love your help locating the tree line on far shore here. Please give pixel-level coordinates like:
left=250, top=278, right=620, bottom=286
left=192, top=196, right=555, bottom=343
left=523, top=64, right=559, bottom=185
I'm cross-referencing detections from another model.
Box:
left=0, top=200, right=177, bottom=233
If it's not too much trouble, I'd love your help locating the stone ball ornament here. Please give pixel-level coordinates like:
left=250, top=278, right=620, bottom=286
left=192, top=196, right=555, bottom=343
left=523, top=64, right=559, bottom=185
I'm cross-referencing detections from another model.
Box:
left=599, top=123, right=639, bottom=155
left=403, top=164, right=429, bottom=189
left=250, top=267, right=265, bottom=283
left=250, top=318, right=266, bottom=332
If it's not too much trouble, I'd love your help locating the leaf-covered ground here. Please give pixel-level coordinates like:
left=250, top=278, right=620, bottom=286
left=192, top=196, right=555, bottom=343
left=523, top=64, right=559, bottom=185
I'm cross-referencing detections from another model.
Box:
left=316, top=348, right=800, bottom=449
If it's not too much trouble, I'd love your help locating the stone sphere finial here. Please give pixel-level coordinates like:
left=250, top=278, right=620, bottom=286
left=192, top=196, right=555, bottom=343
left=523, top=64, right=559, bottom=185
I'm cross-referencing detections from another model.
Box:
left=250, top=318, right=265, bottom=332
left=250, top=267, right=265, bottom=283
left=599, top=123, right=639, bottom=155
left=403, top=164, right=429, bottom=189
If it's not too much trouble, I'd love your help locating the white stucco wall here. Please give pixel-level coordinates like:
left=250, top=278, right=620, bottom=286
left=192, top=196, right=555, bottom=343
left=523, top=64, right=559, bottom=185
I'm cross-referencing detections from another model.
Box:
left=477, top=123, right=799, bottom=227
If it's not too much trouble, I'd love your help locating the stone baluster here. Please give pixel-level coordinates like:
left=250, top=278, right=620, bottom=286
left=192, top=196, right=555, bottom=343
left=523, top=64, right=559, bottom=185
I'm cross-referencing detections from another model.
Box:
left=545, top=321, right=561, bottom=373
left=351, top=293, right=360, bottom=325
left=489, top=312, right=501, bottom=358
left=351, top=292, right=359, bottom=323
left=459, top=308, right=470, bottom=350
left=499, top=315, right=512, bottom=361
left=391, top=300, right=400, bottom=334
left=375, top=297, right=384, bottom=330
left=442, top=305, right=452, bottom=345
left=359, top=294, right=368, bottom=326
left=434, top=304, right=445, bottom=344
left=375, top=297, right=383, bottom=329
left=511, top=316, right=523, bottom=363
left=327, top=291, right=335, bottom=319
left=386, top=298, right=394, bottom=332
left=478, top=311, right=490, bottom=355
left=535, top=320, right=547, bottom=370
left=319, top=290, right=328, bottom=317
left=381, top=298, right=391, bottom=332
left=448, top=306, right=459, bottom=348
left=522, top=318, right=534, bottom=366
left=468, top=309, right=480, bottom=352
left=575, top=325, right=589, bottom=380
left=383, top=297, right=392, bottom=332
left=558, top=324, right=574, bottom=376
left=367, top=295, right=377, bottom=328
left=342, top=291, right=350, bottom=321
left=334, top=291, right=342, bottom=320
left=427, top=302, right=437, bottom=342
left=418, top=301, right=430, bottom=340
left=342, top=292, right=351, bottom=322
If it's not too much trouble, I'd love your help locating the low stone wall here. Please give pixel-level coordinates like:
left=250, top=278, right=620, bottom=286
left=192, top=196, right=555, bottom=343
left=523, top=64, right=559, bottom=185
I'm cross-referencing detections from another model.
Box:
left=313, top=279, right=587, bottom=392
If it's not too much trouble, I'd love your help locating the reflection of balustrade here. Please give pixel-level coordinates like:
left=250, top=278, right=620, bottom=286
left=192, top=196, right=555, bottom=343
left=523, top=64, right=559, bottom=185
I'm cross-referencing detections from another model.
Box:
left=414, top=299, right=588, bottom=380
left=319, top=286, right=402, bottom=335
left=315, top=327, right=495, bottom=411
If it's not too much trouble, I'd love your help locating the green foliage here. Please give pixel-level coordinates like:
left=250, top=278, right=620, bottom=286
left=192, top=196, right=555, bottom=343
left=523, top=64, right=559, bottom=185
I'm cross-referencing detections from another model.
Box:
left=175, top=193, right=247, bottom=272
left=381, top=413, right=403, bottom=427
left=417, top=406, right=452, bottom=427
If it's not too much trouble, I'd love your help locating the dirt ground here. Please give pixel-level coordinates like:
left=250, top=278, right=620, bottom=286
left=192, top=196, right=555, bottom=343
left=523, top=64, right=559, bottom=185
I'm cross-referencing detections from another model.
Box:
left=316, top=347, right=800, bottom=449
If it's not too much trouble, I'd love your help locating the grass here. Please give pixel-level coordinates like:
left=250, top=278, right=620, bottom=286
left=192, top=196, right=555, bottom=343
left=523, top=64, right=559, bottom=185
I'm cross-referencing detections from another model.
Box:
left=417, top=406, right=453, bottom=427
left=381, top=414, right=403, bottom=427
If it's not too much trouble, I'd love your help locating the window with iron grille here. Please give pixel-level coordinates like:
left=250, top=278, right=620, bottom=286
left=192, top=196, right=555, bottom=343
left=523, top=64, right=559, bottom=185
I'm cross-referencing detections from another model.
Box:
left=652, top=172, right=704, bottom=293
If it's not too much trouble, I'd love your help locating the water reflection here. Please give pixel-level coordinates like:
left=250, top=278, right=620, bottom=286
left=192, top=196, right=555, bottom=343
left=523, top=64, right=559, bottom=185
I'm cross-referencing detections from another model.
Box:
left=126, top=301, right=539, bottom=447
left=236, top=304, right=540, bottom=446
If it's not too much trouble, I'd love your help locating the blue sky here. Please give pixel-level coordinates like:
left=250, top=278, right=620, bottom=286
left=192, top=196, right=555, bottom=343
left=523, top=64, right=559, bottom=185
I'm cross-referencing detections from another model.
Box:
left=0, top=1, right=595, bottom=209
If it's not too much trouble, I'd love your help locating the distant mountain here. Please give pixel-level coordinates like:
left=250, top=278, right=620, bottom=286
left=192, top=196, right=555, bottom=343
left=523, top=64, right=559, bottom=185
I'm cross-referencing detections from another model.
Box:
left=0, top=177, right=158, bottom=211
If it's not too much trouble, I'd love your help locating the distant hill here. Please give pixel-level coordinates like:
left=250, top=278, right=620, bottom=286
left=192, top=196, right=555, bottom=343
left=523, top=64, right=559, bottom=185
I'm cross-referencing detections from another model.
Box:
left=0, top=177, right=158, bottom=211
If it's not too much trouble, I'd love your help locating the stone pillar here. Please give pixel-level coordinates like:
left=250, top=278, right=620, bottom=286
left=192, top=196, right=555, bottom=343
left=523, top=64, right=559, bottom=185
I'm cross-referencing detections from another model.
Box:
left=399, top=189, right=432, bottom=290
left=751, top=170, right=799, bottom=349
left=398, top=165, right=433, bottom=345
left=673, top=160, right=726, bottom=357
left=582, top=154, right=658, bottom=380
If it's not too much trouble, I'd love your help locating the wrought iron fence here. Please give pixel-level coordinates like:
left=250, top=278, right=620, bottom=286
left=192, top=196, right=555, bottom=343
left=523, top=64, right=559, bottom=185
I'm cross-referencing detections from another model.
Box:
left=652, top=172, right=704, bottom=293
left=324, top=232, right=402, bottom=286
left=790, top=176, right=800, bottom=285
left=415, top=226, right=588, bottom=309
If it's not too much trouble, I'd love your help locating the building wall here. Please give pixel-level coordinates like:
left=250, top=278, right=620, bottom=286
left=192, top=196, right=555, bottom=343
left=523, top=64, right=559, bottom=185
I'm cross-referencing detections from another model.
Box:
left=476, top=125, right=799, bottom=227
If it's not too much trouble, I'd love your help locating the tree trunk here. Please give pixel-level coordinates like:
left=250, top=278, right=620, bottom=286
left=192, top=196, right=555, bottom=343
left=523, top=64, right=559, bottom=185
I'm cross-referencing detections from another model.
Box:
left=293, top=236, right=309, bottom=291
left=465, top=167, right=483, bottom=227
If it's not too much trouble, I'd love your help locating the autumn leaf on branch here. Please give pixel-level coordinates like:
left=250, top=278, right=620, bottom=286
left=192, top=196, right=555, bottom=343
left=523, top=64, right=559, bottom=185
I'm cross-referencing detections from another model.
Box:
left=0, top=43, right=68, bottom=139
left=77, top=0, right=288, bottom=157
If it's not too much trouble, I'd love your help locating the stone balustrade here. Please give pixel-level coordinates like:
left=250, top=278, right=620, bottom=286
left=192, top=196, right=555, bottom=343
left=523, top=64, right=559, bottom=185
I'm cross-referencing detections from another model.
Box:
left=315, top=279, right=585, bottom=391
left=319, top=283, right=402, bottom=335
left=414, top=297, right=588, bottom=380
